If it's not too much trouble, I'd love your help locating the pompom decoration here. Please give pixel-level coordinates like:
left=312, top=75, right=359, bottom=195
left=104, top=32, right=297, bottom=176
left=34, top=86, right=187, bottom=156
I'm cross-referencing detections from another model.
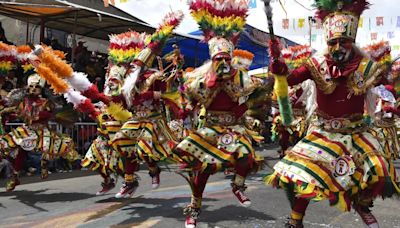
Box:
left=108, top=31, right=149, bottom=65
left=363, top=41, right=392, bottom=66
left=232, top=49, right=254, bottom=70
left=35, top=63, right=69, bottom=94
left=106, top=102, right=132, bottom=121
left=0, top=42, right=17, bottom=76
left=36, top=46, right=73, bottom=78
left=189, top=0, right=248, bottom=43
left=147, top=11, right=184, bottom=53
left=282, top=45, right=312, bottom=70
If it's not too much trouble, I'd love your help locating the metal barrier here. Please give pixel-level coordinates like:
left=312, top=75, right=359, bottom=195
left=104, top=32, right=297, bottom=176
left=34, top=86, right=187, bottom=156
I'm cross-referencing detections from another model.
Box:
left=5, top=122, right=98, bottom=155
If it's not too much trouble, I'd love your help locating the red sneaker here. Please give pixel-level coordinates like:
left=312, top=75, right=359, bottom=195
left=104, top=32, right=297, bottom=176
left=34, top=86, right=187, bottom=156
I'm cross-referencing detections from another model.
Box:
left=232, top=185, right=251, bottom=207
left=96, top=179, right=115, bottom=196
left=355, top=205, right=379, bottom=228
left=115, top=181, right=138, bottom=198
left=151, top=173, right=160, bottom=189
left=185, top=215, right=197, bottom=228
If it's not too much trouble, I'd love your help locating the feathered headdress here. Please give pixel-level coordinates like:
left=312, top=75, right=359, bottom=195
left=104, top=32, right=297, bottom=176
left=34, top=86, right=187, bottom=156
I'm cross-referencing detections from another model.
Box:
left=105, top=31, right=149, bottom=97
left=0, top=42, right=16, bottom=77
left=108, top=31, right=149, bottom=66
left=313, top=0, right=370, bottom=41
left=188, top=0, right=249, bottom=58
left=16, top=45, right=36, bottom=77
left=135, top=11, right=184, bottom=68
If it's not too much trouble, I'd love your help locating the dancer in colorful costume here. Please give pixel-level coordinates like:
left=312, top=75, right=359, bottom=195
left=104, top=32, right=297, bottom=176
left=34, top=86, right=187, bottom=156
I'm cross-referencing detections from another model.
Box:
left=364, top=41, right=400, bottom=160
left=110, top=11, right=184, bottom=198
left=81, top=31, right=148, bottom=195
left=172, top=1, right=264, bottom=227
left=265, top=1, right=400, bottom=227
left=232, top=49, right=273, bottom=138
left=0, top=44, right=78, bottom=191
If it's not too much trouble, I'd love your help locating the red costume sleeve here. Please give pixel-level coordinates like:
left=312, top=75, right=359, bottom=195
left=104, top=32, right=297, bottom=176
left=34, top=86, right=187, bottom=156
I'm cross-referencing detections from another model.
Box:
left=287, top=66, right=312, bottom=86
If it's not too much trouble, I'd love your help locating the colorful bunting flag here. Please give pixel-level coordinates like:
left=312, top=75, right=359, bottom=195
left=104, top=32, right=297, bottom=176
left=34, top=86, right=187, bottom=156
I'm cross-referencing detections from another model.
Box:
left=397, top=16, right=400, bottom=28
left=282, top=19, right=289, bottom=29
left=103, top=0, right=115, bottom=7
left=298, top=18, right=305, bottom=28
left=371, top=32, right=378, bottom=40
left=388, top=31, right=395, bottom=39
left=249, top=0, right=257, bottom=8
left=376, top=17, right=384, bottom=26
left=311, top=34, right=317, bottom=42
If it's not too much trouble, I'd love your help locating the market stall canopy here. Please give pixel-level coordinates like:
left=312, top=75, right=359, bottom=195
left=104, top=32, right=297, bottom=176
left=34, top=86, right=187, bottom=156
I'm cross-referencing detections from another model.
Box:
left=0, top=0, right=155, bottom=40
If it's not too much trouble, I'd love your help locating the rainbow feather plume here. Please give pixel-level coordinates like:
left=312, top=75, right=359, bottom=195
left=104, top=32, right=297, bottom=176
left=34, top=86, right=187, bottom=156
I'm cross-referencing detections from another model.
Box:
left=147, top=11, right=184, bottom=53
left=189, top=0, right=249, bottom=42
left=0, top=42, right=16, bottom=76
left=16, top=45, right=35, bottom=75
left=108, top=31, right=149, bottom=65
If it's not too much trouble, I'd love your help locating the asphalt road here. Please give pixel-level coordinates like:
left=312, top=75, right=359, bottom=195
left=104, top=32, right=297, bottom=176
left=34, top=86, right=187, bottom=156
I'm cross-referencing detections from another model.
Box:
left=0, top=146, right=399, bottom=228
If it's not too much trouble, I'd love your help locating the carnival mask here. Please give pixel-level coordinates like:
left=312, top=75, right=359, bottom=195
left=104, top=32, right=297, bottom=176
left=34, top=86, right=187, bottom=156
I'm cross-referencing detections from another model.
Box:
left=327, top=38, right=353, bottom=63
left=212, top=54, right=232, bottom=80
left=27, top=83, right=42, bottom=96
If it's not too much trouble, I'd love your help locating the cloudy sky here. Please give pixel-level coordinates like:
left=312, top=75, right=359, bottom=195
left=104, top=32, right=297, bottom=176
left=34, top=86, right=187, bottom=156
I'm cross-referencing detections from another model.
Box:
left=115, top=0, right=400, bottom=55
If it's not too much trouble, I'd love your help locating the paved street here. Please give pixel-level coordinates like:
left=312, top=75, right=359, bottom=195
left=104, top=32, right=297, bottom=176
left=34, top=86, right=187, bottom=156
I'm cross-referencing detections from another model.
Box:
left=0, top=146, right=399, bottom=228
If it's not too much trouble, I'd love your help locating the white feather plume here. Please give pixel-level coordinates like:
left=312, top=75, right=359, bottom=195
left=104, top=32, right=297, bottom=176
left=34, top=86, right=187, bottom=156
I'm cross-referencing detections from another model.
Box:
left=67, top=72, right=92, bottom=92
left=122, top=66, right=141, bottom=108
left=64, top=89, right=86, bottom=107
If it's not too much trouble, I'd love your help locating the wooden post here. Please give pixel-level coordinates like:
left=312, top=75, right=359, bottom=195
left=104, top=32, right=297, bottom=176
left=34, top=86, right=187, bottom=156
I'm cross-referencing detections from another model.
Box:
left=40, top=18, right=45, bottom=43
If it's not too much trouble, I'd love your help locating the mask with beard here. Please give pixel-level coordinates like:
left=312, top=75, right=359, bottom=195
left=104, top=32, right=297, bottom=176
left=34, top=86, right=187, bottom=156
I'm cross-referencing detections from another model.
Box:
left=212, top=54, right=232, bottom=80
left=327, top=38, right=353, bottom=63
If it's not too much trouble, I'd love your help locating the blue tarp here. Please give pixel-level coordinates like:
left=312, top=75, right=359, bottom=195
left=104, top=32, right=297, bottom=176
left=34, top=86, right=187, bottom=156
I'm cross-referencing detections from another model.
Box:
left=163, top=24, right=297, bottom=70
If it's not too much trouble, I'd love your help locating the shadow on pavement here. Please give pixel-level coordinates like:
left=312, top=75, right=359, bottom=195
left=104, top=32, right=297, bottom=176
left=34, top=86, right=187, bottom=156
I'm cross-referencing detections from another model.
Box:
left=88, top=195, right=274, bottom=227
left=0, top=189, right=96, bottom=212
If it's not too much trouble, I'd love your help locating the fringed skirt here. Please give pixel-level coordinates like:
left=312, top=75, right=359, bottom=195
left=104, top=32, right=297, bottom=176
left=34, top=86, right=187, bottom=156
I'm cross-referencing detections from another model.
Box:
left=265, top=126, right=400, bottom=211
left=81, top=135, right=124, bottom=176
left=0, top=125, right=78, bottom=161
left=174, top=125, right=263, bottom=174
left=111, top=117, right=179, bottom=162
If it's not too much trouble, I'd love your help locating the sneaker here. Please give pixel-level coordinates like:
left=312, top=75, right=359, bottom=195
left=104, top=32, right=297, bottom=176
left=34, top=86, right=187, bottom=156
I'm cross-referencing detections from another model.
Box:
left=224, top=169, right=231, bottom=175
left=151, top=173, right=160, bottom=189
left=232, top=186, right=251, bottom=207
left=115, top=181, right=138, bottom=198
left=185, top=216, right=197, bottom=228
left=5, top=178, right=20, bottom=192
left=41, top=169, right=49, bottom=179
left=96, top=179, right=116, bottom=196
left=355, top=205, right=380, bottom=228
left=284, top=218, right=304, bottom=228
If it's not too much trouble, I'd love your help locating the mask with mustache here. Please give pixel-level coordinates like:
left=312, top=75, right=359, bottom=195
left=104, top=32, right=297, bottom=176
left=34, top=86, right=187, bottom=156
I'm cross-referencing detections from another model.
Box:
left=212, top=55, right=232, bottom=79
left=328, top=38, right=353, bottom=63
